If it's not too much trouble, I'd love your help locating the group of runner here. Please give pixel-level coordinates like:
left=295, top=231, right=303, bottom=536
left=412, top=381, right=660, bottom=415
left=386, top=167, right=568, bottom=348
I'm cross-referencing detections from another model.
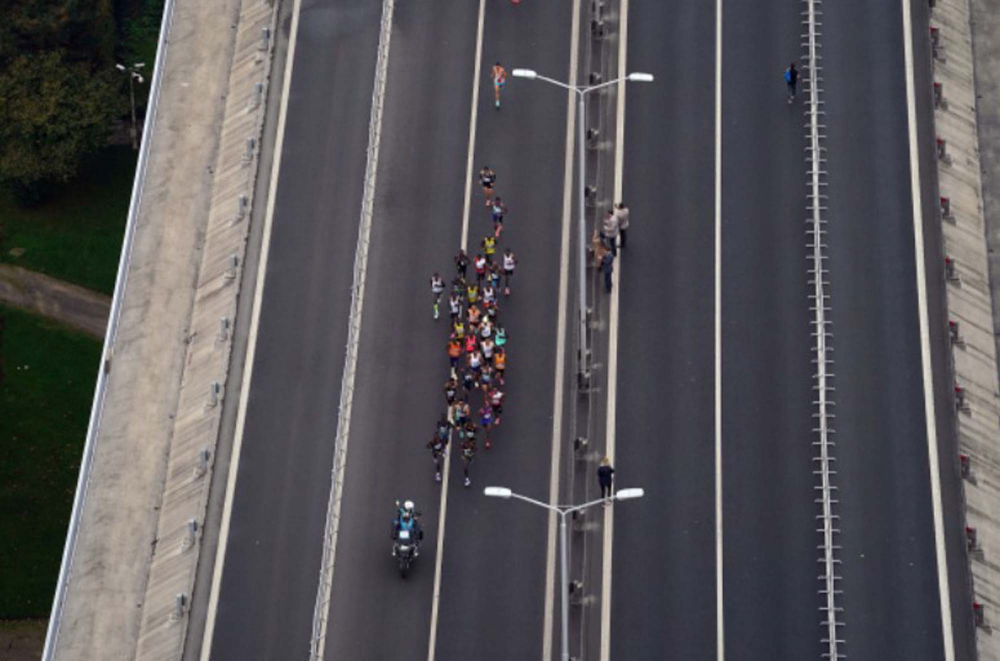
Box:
left=428, top=169, right=518, bottom=487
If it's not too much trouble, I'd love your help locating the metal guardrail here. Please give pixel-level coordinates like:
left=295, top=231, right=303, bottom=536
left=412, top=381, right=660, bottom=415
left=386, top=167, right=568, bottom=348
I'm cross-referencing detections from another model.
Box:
left=802, top=0, right=845, bottom=658
left=42, top=0, right=178, bottom=657
left=308, top=0, right=396, bottom=658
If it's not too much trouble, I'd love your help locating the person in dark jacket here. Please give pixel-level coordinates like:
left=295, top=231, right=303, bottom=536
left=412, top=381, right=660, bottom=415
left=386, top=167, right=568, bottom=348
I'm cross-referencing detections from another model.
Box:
left=598, top=456, right=615, bottom=500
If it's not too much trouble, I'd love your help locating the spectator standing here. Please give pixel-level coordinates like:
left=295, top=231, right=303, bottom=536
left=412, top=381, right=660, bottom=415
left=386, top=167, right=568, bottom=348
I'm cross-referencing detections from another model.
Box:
left=602, top=251, right=614, bottom=293
left=598, top=457, right=615, bottom=500
left=615, top=202, right=630, bottom=249
left=601, top=209, right=620, bottom=257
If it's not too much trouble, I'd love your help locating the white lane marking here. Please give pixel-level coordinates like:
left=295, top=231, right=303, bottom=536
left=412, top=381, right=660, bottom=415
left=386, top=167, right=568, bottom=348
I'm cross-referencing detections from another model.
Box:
left=310, top=1, right=396, bottom=658
left=714, top=0, right=724, bottom=656
left=427, top=1, right=485, bottom=658
left=598, top=0, right=628, bottom=656
left=458, top=0, right=486, bottom=253
left=199, top=0, right=303, bottom=655
left=543, top=2, right=582, bottom=658
left=901, top=1, right=955, bottom=658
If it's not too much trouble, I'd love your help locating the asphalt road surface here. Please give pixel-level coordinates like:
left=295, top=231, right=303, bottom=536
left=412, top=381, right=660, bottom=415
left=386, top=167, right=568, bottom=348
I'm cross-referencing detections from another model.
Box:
left=207, top=1, right=380, bottom=657
left=201, top=0, right=974, bottom=659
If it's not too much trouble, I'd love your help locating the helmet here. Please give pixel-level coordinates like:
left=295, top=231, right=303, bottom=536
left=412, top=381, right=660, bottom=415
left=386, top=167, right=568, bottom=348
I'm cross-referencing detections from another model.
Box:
left=403, top=500, right=415, bottom=512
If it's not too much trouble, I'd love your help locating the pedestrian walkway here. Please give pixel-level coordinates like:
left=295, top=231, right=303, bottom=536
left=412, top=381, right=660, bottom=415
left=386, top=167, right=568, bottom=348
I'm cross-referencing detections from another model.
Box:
left=937, top=0, right=1000, bottom=656
left=0, top=265, right=110, bottom=337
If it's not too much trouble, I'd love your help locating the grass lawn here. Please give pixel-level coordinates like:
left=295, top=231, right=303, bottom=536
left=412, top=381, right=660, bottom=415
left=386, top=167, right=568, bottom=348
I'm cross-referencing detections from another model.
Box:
left=0, top=305, right=101, bottom=618
left=0, top=146, right=135, bottom=295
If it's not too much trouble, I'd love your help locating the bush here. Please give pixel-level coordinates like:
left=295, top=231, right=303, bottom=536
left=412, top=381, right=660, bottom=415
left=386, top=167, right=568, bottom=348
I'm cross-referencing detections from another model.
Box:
left=0, top=52, right=121, bottom=200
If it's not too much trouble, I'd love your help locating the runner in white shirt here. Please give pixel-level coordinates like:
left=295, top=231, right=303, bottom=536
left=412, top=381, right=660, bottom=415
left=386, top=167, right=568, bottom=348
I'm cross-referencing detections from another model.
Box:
left=480, top=317, right=493, bottom=339
left=430, top=272, right=445, bottom=319
left=502, top=249, right=517, bottom=296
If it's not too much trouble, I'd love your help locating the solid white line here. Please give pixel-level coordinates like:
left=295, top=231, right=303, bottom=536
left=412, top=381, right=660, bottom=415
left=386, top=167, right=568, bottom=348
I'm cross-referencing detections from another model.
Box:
left=458, top=0, right=486, bottom=253
left=901, top=1, right=956, bottom=659
left=427, top=2, right=485, bottom=658
left=714, top=0, right=724, bottom=657
left=542, top=2, right=581, bottom=657
left=598, top=0, right=628, bottom=656
left=310, top=1, right=396, bottom=658
left=199, top=0, right=303, bottom=656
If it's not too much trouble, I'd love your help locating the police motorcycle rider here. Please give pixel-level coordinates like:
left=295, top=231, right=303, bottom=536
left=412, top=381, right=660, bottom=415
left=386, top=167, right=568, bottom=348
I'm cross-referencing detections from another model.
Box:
left=391, top=499, right=424, bottom=557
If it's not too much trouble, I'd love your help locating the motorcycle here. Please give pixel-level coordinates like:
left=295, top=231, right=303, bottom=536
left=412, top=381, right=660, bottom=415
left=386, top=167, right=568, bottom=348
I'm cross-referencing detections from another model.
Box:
left=393, top=528, right=417, bottom=578
left=392, top=499, right=422, bottom=578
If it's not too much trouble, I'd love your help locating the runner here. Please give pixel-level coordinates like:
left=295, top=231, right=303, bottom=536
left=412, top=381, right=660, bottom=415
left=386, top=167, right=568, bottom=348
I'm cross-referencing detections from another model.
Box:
left=452, top=319, right=465, bottom=341
left=466, top=281, right=480, bottom=305
left=482, top=282, right=496, bottom=305
left=468, top=348, right=484, bottom=379
left=461, top=435, right=477, bottom=487
left=479, top=364, right=495, bottom=392
left=479, top=315, right=493, bottom=340
left=448, top=291, right=462, bottom=322
left=490, top=197, right=507, bottom=237
left=492, top=61, right=507, bottom=109
left=494, top=346, right=507, bottom=385
left=482, top=234, right=497, bottom=262
left=462, top=369, right=476, bottom=393
left=479, top=165, right=496, bottom=204
left=447, top=338, right=462, bottom=377
left=483, top=299, right=498, bottom=323
left=444, top=376, right=459, bottom=405
left=466, top=303, right=482, bottom=332
left=455, top=249, right=470, bottom=279
left=481, top=336, right=495, bottom=363
left=502, top=249, right=516, bottom=296
left=464, top=332, right=477, bottom=355
left=452, top=275, right=466, bottom=298
left=489, top=262, right=502, bottom=291
left=473, top=253, right=488, bottom=285
left=428, top=422, right=449, bottom=482
left=489, top=386, right=504, bottom=426
left=430, top=272, right=445, bottom=319
left=480, top=403, right=494, bottom=449
left=495, top=324, right=507, bottom=348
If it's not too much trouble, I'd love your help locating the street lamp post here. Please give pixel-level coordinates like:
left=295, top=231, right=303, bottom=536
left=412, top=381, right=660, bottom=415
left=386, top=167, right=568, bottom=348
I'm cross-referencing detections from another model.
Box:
left=484, top=486, right=645, bottom=661
left=511, top=69, right=652, bottom=385
left=116, top=62, right=145, bottom=150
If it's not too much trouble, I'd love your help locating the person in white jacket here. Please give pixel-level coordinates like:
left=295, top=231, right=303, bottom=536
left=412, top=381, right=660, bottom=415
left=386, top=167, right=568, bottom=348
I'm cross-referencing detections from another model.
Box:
left=615, top=202, right=630, bottom=249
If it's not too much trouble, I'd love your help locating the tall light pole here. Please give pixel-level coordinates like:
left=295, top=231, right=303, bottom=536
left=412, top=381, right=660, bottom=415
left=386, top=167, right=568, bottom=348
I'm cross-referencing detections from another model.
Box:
left=484, top=485, right=645, bottom=661
left=116, top=62, right=145, bottom=150
left=511, top=69, right=652, bottom=385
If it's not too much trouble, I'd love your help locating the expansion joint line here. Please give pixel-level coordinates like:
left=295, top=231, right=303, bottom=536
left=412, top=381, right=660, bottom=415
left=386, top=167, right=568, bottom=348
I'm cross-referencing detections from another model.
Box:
left=308, top=0, right=395, bottom=658
left=802, top=0, right=844, bottom=658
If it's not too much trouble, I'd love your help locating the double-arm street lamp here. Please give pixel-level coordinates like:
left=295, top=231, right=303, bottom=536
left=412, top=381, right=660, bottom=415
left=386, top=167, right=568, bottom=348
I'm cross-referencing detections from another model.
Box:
left=511, top=69, right=653, bottom=384
left=484, top=485, right=645, bottom=661
left=116, top=62, right=145, bottom=150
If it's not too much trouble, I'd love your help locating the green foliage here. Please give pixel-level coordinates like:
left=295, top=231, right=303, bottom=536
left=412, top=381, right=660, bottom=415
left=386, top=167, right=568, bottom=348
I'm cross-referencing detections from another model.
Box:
left=0, top=0, right=117, bottom=67
left=0, top=305, right=101, bottom=618
left=0, top=51, right=121, bottom=198
left=0, top=146, right=133, bottom=294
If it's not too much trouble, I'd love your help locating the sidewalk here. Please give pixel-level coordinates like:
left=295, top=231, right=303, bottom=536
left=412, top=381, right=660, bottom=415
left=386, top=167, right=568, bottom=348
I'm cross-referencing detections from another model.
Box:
left=938, top=0, right=1000, bottom=657
left=0, top=265, right=110, bottom=337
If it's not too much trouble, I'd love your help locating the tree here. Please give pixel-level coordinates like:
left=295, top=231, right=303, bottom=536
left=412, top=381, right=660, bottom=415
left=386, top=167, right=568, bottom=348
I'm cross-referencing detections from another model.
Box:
left=0, top=51, right=120, bottom=199
left=0, top=0, right=116, bottom=67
